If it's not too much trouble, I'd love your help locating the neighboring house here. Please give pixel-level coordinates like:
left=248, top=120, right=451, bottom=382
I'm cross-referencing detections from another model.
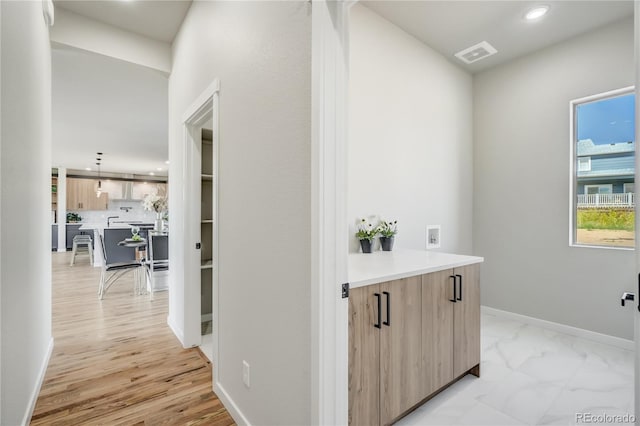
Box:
left=576, top=139, right=635, bottom=207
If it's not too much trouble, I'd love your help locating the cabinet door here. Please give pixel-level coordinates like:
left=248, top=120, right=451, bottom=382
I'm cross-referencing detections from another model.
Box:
left=66, top=224, right=82, bottom=249
left=66, top=178, right=82, bottom=210
left=349, top=284, right=381, bottom=426
left=88, top=189, right=108, bottom=210
left=380, top=276, right=422, bottom=425
left=453, top=264, right=481, bottom=378
left=422, top=270, right=454, bottom=396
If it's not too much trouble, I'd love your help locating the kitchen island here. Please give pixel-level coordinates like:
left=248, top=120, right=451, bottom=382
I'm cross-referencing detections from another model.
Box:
left=348, top=249, right=483, bottom=426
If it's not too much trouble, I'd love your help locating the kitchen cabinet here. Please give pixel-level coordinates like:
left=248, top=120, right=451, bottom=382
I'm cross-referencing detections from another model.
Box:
left=452, top=264, right=481, bottom=377
left=421, top=264, right=480, bottom=395
left=349, top=263, right=480, bottom=426
left=66, top=224, right=93, bottom=250
left=349, top=276, right=422, bottom=426
left=66, top=178, right=108, bottom=210
left=52, top=224, right=58, bottom=251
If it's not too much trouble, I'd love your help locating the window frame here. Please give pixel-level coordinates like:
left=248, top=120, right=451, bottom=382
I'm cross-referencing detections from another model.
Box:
left=569, top=86, right=635, bottom=250
left=577, top=157, right=591, bottom=172
left=584, top=184, right=613, bottom=195
left=624, top=183, right=635, bottom=193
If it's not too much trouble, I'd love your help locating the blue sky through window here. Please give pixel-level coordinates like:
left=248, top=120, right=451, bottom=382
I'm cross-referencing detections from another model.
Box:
left=577, top=93, right=635, bottom=145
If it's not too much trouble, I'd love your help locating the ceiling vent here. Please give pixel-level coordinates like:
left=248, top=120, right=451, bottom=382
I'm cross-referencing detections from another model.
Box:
left=454, top=41, right=497, bottom=64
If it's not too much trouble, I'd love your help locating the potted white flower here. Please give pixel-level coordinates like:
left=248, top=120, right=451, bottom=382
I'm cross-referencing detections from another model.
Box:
left=378, top=219, right=398, bottom=251
left=143, top=194, right=168, bottom=231
left=355, top=218, right=380, bottom=253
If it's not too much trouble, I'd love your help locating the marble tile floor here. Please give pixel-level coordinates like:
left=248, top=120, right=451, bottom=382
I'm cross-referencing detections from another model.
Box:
left=397, top=312, right=634, bottom=426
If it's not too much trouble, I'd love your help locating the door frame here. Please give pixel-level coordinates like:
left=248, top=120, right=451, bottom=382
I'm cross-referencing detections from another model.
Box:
left=634, top=0, right=639, bottom=417
left=179, top=79, right=220, bottom=360
left=311, top=1, right=353, bottom=424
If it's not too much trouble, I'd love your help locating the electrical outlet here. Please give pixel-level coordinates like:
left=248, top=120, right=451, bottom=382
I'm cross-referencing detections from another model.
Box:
left=242, top=360, right=250, bottom=388
left=426, top=225, right=441, bottom=249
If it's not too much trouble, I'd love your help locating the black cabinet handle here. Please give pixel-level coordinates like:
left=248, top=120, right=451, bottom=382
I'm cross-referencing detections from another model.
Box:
left=383, top=291, right=390, bottom=326
left=374, top=293, right=381, bottom=328
left=449, top=276, right=457, bottom=302
left=456, top=274, right=463, bottom=301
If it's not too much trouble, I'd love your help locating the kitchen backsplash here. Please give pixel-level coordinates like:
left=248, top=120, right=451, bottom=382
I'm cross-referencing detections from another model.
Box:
left=69, top=200, right=160, bottom=224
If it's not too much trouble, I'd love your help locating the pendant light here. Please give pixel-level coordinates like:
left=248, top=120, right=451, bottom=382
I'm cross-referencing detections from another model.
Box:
left=96, top=152, right=103, bottom=198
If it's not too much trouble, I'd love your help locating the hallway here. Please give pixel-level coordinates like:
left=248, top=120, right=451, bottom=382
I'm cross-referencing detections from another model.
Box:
left=31, top=252, right=234, bottom=425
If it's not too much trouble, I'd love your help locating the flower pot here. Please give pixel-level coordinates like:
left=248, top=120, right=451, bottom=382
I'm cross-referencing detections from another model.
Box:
left=359, top=239, right=374, bottom=253
left=154, top=213, right=163, bottom=231
left=380, top=236, right=395, bottom=251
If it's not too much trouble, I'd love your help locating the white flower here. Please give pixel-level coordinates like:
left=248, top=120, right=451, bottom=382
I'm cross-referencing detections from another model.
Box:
left=143, top=194, right=168, bottom=213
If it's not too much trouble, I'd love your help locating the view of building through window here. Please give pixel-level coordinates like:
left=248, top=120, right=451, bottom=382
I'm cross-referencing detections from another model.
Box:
left=574, top=91, right=635, bottom=248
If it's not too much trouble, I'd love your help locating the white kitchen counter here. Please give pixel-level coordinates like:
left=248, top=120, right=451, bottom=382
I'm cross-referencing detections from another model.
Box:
left=349, top=249, right=483, bottom=289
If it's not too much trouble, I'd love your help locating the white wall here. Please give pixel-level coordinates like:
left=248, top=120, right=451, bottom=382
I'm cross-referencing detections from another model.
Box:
left=348, top=4, right=474, bottom=254
left=1, top=1, right=53, bottom=424
left=50, top=8, right=171, bottom=74
left=169, top=2, right=311, bottom=424
left=474, top=18, right=635, bottom=339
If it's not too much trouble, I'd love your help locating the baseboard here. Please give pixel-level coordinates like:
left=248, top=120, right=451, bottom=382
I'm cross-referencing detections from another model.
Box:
left=22, top=337, right=54, bottom=425
left=167, top=315, right=186, bottom=348
left=214, top=380, right=251, bottom=426
left=201, top=313, right=212, bottom=322
left=481, top=306, right=634, bottom=351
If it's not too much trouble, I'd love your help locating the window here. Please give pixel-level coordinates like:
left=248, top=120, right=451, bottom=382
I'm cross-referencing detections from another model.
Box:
left=584, top=184, right=612, bottom=195
left=570, top=88, right=635, bottom=249
left=577, top=157, right=591, bottom=172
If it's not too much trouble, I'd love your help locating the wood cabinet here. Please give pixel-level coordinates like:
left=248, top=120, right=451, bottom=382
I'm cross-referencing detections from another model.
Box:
left=349, top=264, right=480, bottom=426
left=452, top=264, right=481, bottom=378
left=421, top=264, right=481, bottom=396
left=66, top=178, right=108, bottom=210
left=421, top=270, right=454, bottom=396
left=349, top=276, right=422, bottom=426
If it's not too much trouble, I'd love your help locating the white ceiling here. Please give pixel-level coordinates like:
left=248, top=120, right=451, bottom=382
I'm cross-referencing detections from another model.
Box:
left=52, top=46, right=169, bottom=176
left=54, top=0, right=192, bottom=43
left=363, top=0, right=634, bottom=73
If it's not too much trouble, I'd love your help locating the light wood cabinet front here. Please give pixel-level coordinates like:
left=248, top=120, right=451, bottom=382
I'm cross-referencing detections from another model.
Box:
left=349, top=285, right=380, bottom=426
left=421, top=270, right=454, bottom=396
left=66, top=178, right=108, bottom=210
left=453, top=264, right=481, bottom=378
left=380, top=276, right=423, bottom=425
left=349, top=264, right=481, bottom=426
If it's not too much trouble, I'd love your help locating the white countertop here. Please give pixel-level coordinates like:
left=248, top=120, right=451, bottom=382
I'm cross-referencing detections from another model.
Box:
left=349, top=249, right=484, bottom=289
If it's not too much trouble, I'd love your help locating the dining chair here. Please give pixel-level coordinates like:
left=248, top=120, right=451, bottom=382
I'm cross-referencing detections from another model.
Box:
left=146, top=233, right=169, bottom=300
left=98, top=229, right=144, bottom=299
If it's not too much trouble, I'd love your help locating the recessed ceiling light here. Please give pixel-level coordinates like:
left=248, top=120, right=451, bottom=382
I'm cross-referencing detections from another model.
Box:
left=149, top=172, right=155, bottom=176
left=525, top=5, right=549, bottom=20
left=85, top=167, right=92, bottom=171
left=165, top=160, right=170, bottom=165
left=156, top=167, right=162, bottom=171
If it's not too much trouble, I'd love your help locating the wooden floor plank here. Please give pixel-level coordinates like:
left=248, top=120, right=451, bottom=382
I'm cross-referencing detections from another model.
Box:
left=31, top=252, right=235, bottom=426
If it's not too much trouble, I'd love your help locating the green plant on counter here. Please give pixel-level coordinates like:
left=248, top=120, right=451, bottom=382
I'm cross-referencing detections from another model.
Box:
left=355, top=218, right=380, bottom=242
left=67, top=212, right=82, bottom=223
left=378, top=219, right=398, bottom=237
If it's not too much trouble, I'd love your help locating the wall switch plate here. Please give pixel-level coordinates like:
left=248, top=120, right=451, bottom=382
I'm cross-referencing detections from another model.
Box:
left=242, top=360, right=250, bottom=388
left=426, top=225, right=441, bottom=249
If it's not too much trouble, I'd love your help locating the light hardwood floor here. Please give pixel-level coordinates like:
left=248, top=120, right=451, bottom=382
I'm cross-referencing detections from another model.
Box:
left=31, top=252, right=235, bottom=426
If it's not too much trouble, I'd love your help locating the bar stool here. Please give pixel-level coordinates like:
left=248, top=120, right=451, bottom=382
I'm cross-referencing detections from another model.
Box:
left=70, top=234, right=93, bottom=266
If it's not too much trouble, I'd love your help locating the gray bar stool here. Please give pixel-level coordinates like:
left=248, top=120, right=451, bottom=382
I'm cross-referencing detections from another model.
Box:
left=70, top=234, right=93, bottom=266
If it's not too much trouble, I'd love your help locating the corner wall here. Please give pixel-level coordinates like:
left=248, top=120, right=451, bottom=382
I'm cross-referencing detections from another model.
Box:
left=348, top=4, right=474, bottom=254
left=1, top=1, right=53, bottom=423
left=169, top=2, right=311, bottom=424
left=474, top=18, right=635, bottom=339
